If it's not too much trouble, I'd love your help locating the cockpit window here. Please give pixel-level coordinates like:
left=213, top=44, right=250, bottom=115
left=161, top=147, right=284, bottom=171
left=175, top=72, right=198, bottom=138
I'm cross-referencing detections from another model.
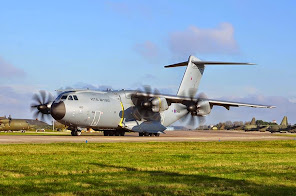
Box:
left=73, top=95, right=78, bottom=100
left=68, top=95, right=73, bottom=100
left=61, top=95, right=68, bottom=100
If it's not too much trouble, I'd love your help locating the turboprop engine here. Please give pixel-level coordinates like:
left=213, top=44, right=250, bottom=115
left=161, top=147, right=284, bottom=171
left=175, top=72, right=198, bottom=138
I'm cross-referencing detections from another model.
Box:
left=177, top=93, right=212, bottom=126
left=151, top=97, right=169, bottom=112
left=184, top=100, right=211, bottom=117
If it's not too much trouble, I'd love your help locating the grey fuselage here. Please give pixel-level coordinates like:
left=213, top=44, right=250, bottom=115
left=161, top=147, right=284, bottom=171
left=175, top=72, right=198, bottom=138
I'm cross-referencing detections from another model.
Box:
left=52, top=90, right=185, bottom=133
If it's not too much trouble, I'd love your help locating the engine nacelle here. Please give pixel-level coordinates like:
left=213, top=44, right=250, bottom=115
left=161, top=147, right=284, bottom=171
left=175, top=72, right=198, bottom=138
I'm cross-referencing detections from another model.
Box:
left=151, top=97, right=169, bottom=112
left=196, top=100, right=211, bottom=116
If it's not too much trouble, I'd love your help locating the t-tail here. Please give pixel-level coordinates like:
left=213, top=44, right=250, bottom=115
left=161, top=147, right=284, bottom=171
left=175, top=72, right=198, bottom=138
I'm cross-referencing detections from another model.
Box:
left=165, top=55, right=255, bottom=97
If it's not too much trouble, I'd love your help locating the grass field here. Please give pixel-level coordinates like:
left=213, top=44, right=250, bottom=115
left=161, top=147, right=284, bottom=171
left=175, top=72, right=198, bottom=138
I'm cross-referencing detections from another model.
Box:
left=0, top=131, right=69, bottom=136
left=1, top=141, right=296, bottom=195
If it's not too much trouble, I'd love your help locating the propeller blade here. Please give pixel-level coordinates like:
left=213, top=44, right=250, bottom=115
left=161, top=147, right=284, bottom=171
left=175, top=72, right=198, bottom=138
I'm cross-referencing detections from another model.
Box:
left=143, top=85, right=152, bottom=95
left=33, top=110, right=40, bottom=119
left=40, top=90, right=46, bottom=104
left=187, top=115, right=196, bottom=127
left=32, top=93, right=42, bottom=105
left=31, top=90, right=54, bottom=120
left=188, top=88, right=196, bottom=99
left=197, top=92, right=208, bottom=99
left=198, top=116, right=206, bottom=126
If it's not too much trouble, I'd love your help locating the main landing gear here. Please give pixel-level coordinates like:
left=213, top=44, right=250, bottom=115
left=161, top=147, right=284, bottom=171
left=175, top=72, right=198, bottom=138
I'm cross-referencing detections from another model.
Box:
left=71, top=129, right=82, bottom=136
left=138, top=132, right=160, bottom=137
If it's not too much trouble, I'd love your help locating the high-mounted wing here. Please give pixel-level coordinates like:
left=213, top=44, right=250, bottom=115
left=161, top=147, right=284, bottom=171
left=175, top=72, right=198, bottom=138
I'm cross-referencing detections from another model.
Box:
left=132, top=92, right=275, bottom=109
left=205, top=99, right=275, bottom=109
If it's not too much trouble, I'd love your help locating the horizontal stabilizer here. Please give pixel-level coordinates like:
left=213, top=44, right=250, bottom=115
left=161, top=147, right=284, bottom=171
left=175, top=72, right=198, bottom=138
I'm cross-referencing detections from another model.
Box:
left=165, top=61, right=255, bottom=68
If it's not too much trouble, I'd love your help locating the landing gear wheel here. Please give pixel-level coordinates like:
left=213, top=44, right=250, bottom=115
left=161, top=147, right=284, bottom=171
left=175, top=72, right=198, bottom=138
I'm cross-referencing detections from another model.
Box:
left=104, top=131, right=108, bottom=136
left=139, top=132, right=144, bottom=136
left=144, top=132, right=149, bottom=137
left=71, top=130, right=81, bottom=136
left=154, top=133, right=160, bottom=137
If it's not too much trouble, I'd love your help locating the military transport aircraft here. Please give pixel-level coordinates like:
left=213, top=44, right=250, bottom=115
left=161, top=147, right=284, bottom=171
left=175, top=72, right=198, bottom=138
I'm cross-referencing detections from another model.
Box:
left=243, top=117, right=269, bottom=132
left=0, top=115, right=30, bottom=132
left=31, top=55, right=275, bottom=136
left=268, top=116, right=295, bottom=133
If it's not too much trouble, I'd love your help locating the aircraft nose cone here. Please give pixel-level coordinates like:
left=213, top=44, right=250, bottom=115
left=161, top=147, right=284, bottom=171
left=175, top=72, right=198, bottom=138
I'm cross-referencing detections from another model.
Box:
left=51, top=101, right=66, bottom=120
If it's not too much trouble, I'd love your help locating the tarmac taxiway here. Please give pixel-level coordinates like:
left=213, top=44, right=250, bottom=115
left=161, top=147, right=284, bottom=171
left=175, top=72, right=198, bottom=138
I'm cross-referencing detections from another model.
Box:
left=0, top=130, right=294, bottom=144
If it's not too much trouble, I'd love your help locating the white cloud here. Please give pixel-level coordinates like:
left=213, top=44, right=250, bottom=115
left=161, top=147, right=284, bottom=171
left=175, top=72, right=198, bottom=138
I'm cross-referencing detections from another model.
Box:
left=288, top=97, right=296, bottom=104
left=169, top=23, right=239, bottom=57
left=0, top=85, right=34, bottom=119
left=0, top=57, right=26, bottom=78
left=133, top=41, right=160, bottom=62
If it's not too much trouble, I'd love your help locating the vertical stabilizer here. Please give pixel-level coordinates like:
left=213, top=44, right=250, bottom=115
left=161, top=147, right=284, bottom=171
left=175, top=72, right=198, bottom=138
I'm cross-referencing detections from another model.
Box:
left=177, top=56, right=204, bottom=96
left=164, top=55, right=254, bottom=97
left=250, top=117, right=256, bottom=125
left=280, top=116, right=288, bottom=126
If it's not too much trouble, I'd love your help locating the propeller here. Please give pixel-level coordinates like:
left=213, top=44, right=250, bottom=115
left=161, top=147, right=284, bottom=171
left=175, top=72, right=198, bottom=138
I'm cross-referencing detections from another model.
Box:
left=177, top=91, right=209, bottom=128
left=132, top=85, right=161, bottom=121
left=30, top=90, right=54, bottom=121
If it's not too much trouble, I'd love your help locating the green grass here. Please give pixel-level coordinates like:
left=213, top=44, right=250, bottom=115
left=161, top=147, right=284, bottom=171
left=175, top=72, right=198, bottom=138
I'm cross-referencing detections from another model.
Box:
left=0, top=131, right=69, bottom=136
left=1, top=141, right=296, bottom=195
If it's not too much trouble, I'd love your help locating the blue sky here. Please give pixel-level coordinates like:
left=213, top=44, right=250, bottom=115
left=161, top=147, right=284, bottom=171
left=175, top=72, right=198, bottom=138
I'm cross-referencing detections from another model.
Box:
left=0, top=0, right=296, bottom=125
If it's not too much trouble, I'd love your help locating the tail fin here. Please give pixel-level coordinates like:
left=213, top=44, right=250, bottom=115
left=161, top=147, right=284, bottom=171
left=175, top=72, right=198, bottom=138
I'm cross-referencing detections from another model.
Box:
left=165, top=55, right=255, bottom=96
left=280, top=116, right=288, bottom=126
left=250, top=117, right=256, bottom=125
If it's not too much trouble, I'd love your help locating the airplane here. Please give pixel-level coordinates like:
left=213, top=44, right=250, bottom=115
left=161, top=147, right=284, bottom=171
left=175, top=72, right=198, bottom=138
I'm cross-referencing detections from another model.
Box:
left=243, top=117, right=269, bottom=131
left=0, top=115, right=31, bottom=132
left=31, top=55, right=275, bottom=136
left=268, top=116, right=295, bottom=133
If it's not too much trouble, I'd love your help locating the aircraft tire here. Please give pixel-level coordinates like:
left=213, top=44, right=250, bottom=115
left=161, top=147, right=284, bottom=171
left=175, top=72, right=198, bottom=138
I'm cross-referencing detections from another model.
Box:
left=115, top=131, right=120, bottom=136
left=103, top=131, right=108, bottom=136
left=71, top=130, right=81, bottom=136
left=154, top=133, right=160, bottom=137
left=149, top=133, right=153, bottom=136
left=139, top=132, right=144, bottom=136
left=144, top=132, right=149, bottom=137
left=120, top=131, right=125, bottom=136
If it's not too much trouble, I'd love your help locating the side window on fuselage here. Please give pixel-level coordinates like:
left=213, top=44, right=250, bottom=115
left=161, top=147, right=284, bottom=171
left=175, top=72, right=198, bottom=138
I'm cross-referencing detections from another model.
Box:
left=61, top=95, right=68, bottom=100
left=68, top=95, right=73, bottom=100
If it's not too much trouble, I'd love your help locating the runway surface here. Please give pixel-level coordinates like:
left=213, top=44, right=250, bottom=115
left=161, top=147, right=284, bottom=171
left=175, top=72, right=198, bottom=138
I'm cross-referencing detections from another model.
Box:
left=0, top=130, right=294, bottom=144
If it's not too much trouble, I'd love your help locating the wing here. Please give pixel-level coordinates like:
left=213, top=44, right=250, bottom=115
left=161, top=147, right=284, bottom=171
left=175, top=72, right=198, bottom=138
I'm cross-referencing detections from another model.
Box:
left=205, top=99, right=275, bottom=110
left=132, top=92, right=275, bottom=109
